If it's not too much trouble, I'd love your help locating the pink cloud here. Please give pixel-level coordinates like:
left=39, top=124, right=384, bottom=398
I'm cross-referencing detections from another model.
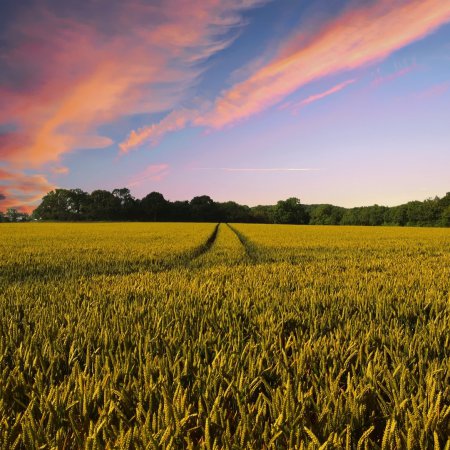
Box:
left=0, top=0, right=263, bottom=209
left=127, top=164, right=170, bottom=188
left=120, top=109, right=200, bottom=153
left=125, top=0, right=450, bottom=149
left=0, top=169, right=54, bottom=213
left=415, top=81, right=450, bottom=99
left=372, top=64, right=416, bottom=87
left=2, top=0, right=265, bottom=167
left=280, top=79, right=356, bottom=112
left=199, top=0, right=450, bottom=128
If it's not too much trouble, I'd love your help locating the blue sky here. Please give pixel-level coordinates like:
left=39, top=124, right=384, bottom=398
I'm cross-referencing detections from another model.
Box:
left=1, top=0, right=449, bottom=211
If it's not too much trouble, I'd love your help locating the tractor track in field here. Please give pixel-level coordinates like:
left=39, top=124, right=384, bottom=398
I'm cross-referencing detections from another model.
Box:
left=225, top=223, right=258, bottom=262
left=188, top=223, right=256, bottom=268
left=9, top=223, right=260, bottom=283
left=5, top=223, right=240, bottom=283
left=189, top=223, right=220, bottom=261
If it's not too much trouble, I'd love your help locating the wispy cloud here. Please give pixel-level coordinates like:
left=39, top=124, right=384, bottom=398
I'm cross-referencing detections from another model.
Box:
left=120, top=103, right=222, bottom=153
left=199, top=0, right=450, bottom=128
left=120, top=108, right=201, bottom=154
left=280, top=79, right=356, bottom=112
left=372, top=64, right=416, bottom=86
left=127, top=164, right=170, bottom=188
left=124, top=0, right=450, bottom=150
left=414, top=81, right=450, bottom=100
left=193, top=167, right=320, bottom=172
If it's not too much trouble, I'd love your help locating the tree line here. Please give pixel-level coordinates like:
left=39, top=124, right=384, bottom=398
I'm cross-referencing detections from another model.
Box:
left=1, top=188, right=449, bottom=226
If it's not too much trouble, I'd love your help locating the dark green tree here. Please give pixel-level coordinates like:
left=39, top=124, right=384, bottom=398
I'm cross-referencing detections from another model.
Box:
left=441, top=206, right=450, bottom=227
left=6, top=208, right=19, bottom=222
left=29, top=188, right=450, bottom=226
left=190, top=195, right=218, bottom=222
left=438, top=192, right=450, bottom=209
left=34, top=189, right=79, bottom=220
left=168, top=200, right=191, bottom=221
left=217, top=201, right=252, bottom=223
left=113, top=188, right=138, bottom=219
left=309, top=204, right=344, bottom=225
left=140, top=192, right=169, bottom=221
left=67, top=189, right=90, bottom=217
left=384, top=205, right=408, bottom=226
left=273, top=197, right=309, bottom=224
left=250, top=205, right=275, bottom=223
left=88, top=190, right=120, bottom=220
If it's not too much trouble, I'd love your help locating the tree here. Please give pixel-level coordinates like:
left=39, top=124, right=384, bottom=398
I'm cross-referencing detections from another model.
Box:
left=88, top=190, right=120, bottom=220
left=420, top=197, right=441, bottom=226
left=140, top=192, right=169, bottom=221
left=29, top=188, right=450, bottom=226
left=309, top=204, right=344, bottom=225
left=33, top=189, right=89, bottom=220
left=217, top=201, right=252, bottom=223
left=250, top=205, right=275, bottom=223
left=441, top=206, right=450, bottom=227
left=168, top=200, right=191, bottom=222
left=33, top=190, right=70, bottom=220
left=385, top=205, right=407, bottom=226
left=438, top=192, right=450, bottom=209
left=190, top=195, right=219, bottom=222
left=366, top=205, right=388, bottom=226
left=273, top=197, right=309, bottom=224
left=113, top=188, right=137, bottom=219
left=6, top=208, right=19, bottom=222
left=67, top=189, right=90, bottom=217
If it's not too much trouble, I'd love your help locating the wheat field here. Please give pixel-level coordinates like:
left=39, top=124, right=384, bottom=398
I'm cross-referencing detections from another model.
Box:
left=0, top=223, right=449, bottom=449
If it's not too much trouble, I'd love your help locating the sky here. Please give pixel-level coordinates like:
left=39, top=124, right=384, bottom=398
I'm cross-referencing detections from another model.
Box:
left=1, top=0, right=450, bottom=213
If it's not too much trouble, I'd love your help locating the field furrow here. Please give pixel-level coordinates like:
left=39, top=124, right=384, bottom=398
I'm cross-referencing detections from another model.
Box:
left=191, top=223, right=247, bottom=267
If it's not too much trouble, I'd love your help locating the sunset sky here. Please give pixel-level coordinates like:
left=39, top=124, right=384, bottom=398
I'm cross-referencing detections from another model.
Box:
left=1, top=0, right=450, bottom=213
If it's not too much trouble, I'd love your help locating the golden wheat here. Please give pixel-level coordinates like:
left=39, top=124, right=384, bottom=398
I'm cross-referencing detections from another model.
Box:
left=0, top=222, right=448, bottom=449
